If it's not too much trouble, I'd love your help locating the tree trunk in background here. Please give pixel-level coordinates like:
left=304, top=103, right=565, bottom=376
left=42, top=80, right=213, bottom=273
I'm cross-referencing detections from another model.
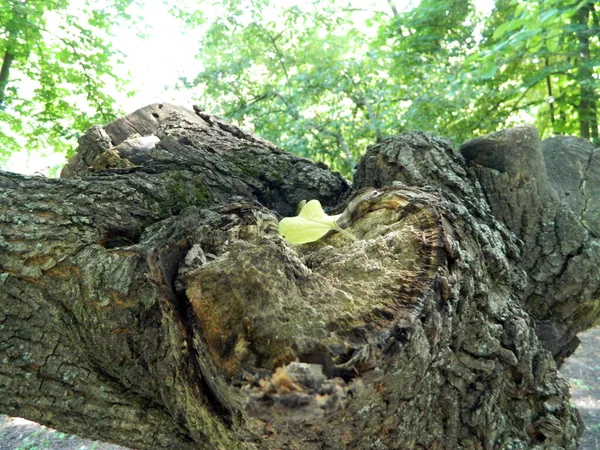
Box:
left=1, top=104, right=599, bottom=449
left=0, top=50, right=14, bottom=108
left=575, top=1, right=599, bottom=141
left=0, top=2, right=31, bottom=109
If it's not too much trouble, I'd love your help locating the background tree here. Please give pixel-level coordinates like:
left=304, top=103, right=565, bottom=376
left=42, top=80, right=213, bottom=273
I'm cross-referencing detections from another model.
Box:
left=0, top=0, right=135, bottom=167
left=377, top=0, right=479, bottom=141
left=178, top=0, right=599, bottom=175
left=2, top=0, right=597, bottom=177
left=183, top=0, right=379, bottom=174
left=472, top=0, right=599, bottom=141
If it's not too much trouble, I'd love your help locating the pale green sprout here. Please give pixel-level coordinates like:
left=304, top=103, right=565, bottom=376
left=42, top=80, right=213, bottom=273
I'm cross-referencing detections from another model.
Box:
left=278, top=199, right=356, bottom=244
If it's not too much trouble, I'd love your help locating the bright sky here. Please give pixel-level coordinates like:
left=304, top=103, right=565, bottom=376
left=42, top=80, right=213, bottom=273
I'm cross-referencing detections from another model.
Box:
left=112, top=3, right=205, bottom=112
left=2, top=0, right=496, bottom=175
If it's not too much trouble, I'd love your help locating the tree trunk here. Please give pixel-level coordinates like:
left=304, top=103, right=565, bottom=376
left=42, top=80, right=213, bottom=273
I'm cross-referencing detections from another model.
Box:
left=574, top=1, right=599, bottom=141
left=0, top=6, right=23, bottom=110
left=0, top=49, right=14, bottom=109
left=1, top=104, right=598, bottom=449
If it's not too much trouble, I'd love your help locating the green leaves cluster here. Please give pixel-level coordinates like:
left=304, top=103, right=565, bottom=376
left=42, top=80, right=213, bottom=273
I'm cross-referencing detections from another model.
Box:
left=3, top=0, right=596, bottom=176
left=0, top=0, right=134, bottom=165
left=472, top=0, right=599, bottom=141
left=182, top=0, right=377, bottom=174
left=176, top=0, right=599, bottom=175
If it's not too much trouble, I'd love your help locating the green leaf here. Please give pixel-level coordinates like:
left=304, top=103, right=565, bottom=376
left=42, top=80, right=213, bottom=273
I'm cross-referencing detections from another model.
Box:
left=538, top=8, right=559, bottom=25
left=479, top=62, right=498, bottom=80
left=492, top=18, right=525, bottom=41
left=278, top=199, right=342, bottom=244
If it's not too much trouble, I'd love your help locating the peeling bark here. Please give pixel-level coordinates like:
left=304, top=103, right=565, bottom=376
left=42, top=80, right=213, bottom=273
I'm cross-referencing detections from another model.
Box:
left=1, top=104, right=596, bottom=449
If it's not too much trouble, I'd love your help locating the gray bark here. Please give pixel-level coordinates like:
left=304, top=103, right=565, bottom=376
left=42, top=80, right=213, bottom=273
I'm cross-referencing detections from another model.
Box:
left=1, top=104, right=597, bottom=449
left=459, top=127, right=600, bottom=365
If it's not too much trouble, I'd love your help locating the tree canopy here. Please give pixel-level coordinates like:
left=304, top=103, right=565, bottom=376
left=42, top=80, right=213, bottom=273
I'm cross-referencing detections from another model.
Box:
left=0, top=0, right=598, bottom=176
left=180, top=0, right=599, bottom=174
left=0, top=0, right=134, bottom=168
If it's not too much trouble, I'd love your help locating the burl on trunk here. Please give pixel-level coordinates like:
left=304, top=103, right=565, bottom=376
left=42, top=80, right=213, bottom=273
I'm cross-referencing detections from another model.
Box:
left=1, top=104, right=598, bottom=449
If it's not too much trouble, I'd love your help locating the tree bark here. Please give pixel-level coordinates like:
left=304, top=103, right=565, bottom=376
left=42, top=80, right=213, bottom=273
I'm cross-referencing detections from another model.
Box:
left=1, top=104, right=597, bottom=449
left=459, top=127, right=600, bottom=365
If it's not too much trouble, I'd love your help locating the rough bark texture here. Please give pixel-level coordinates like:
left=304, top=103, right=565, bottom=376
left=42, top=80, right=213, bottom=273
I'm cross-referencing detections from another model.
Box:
left=460, top=127, right=600, bottom=365
left=1, top=104, right=598, bottom=449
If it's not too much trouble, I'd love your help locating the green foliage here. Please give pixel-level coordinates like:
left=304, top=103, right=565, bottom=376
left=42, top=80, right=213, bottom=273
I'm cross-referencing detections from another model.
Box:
left=176, top=0, right=599, bottom=175
left=3, top=0, right=596, bottom=174
left=469, top=0, right=599, bottom=141
left=0, top=0, right=134, bottom=164
left=183, top=0, right=374, bottom=174
left=379, top=0, right=480, bottom=141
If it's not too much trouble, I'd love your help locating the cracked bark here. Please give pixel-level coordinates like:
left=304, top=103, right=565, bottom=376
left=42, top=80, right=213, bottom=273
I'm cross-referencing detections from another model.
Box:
left=1, top=105, right=597, bottom=449
left=459, top=127, right=600, bottom=365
